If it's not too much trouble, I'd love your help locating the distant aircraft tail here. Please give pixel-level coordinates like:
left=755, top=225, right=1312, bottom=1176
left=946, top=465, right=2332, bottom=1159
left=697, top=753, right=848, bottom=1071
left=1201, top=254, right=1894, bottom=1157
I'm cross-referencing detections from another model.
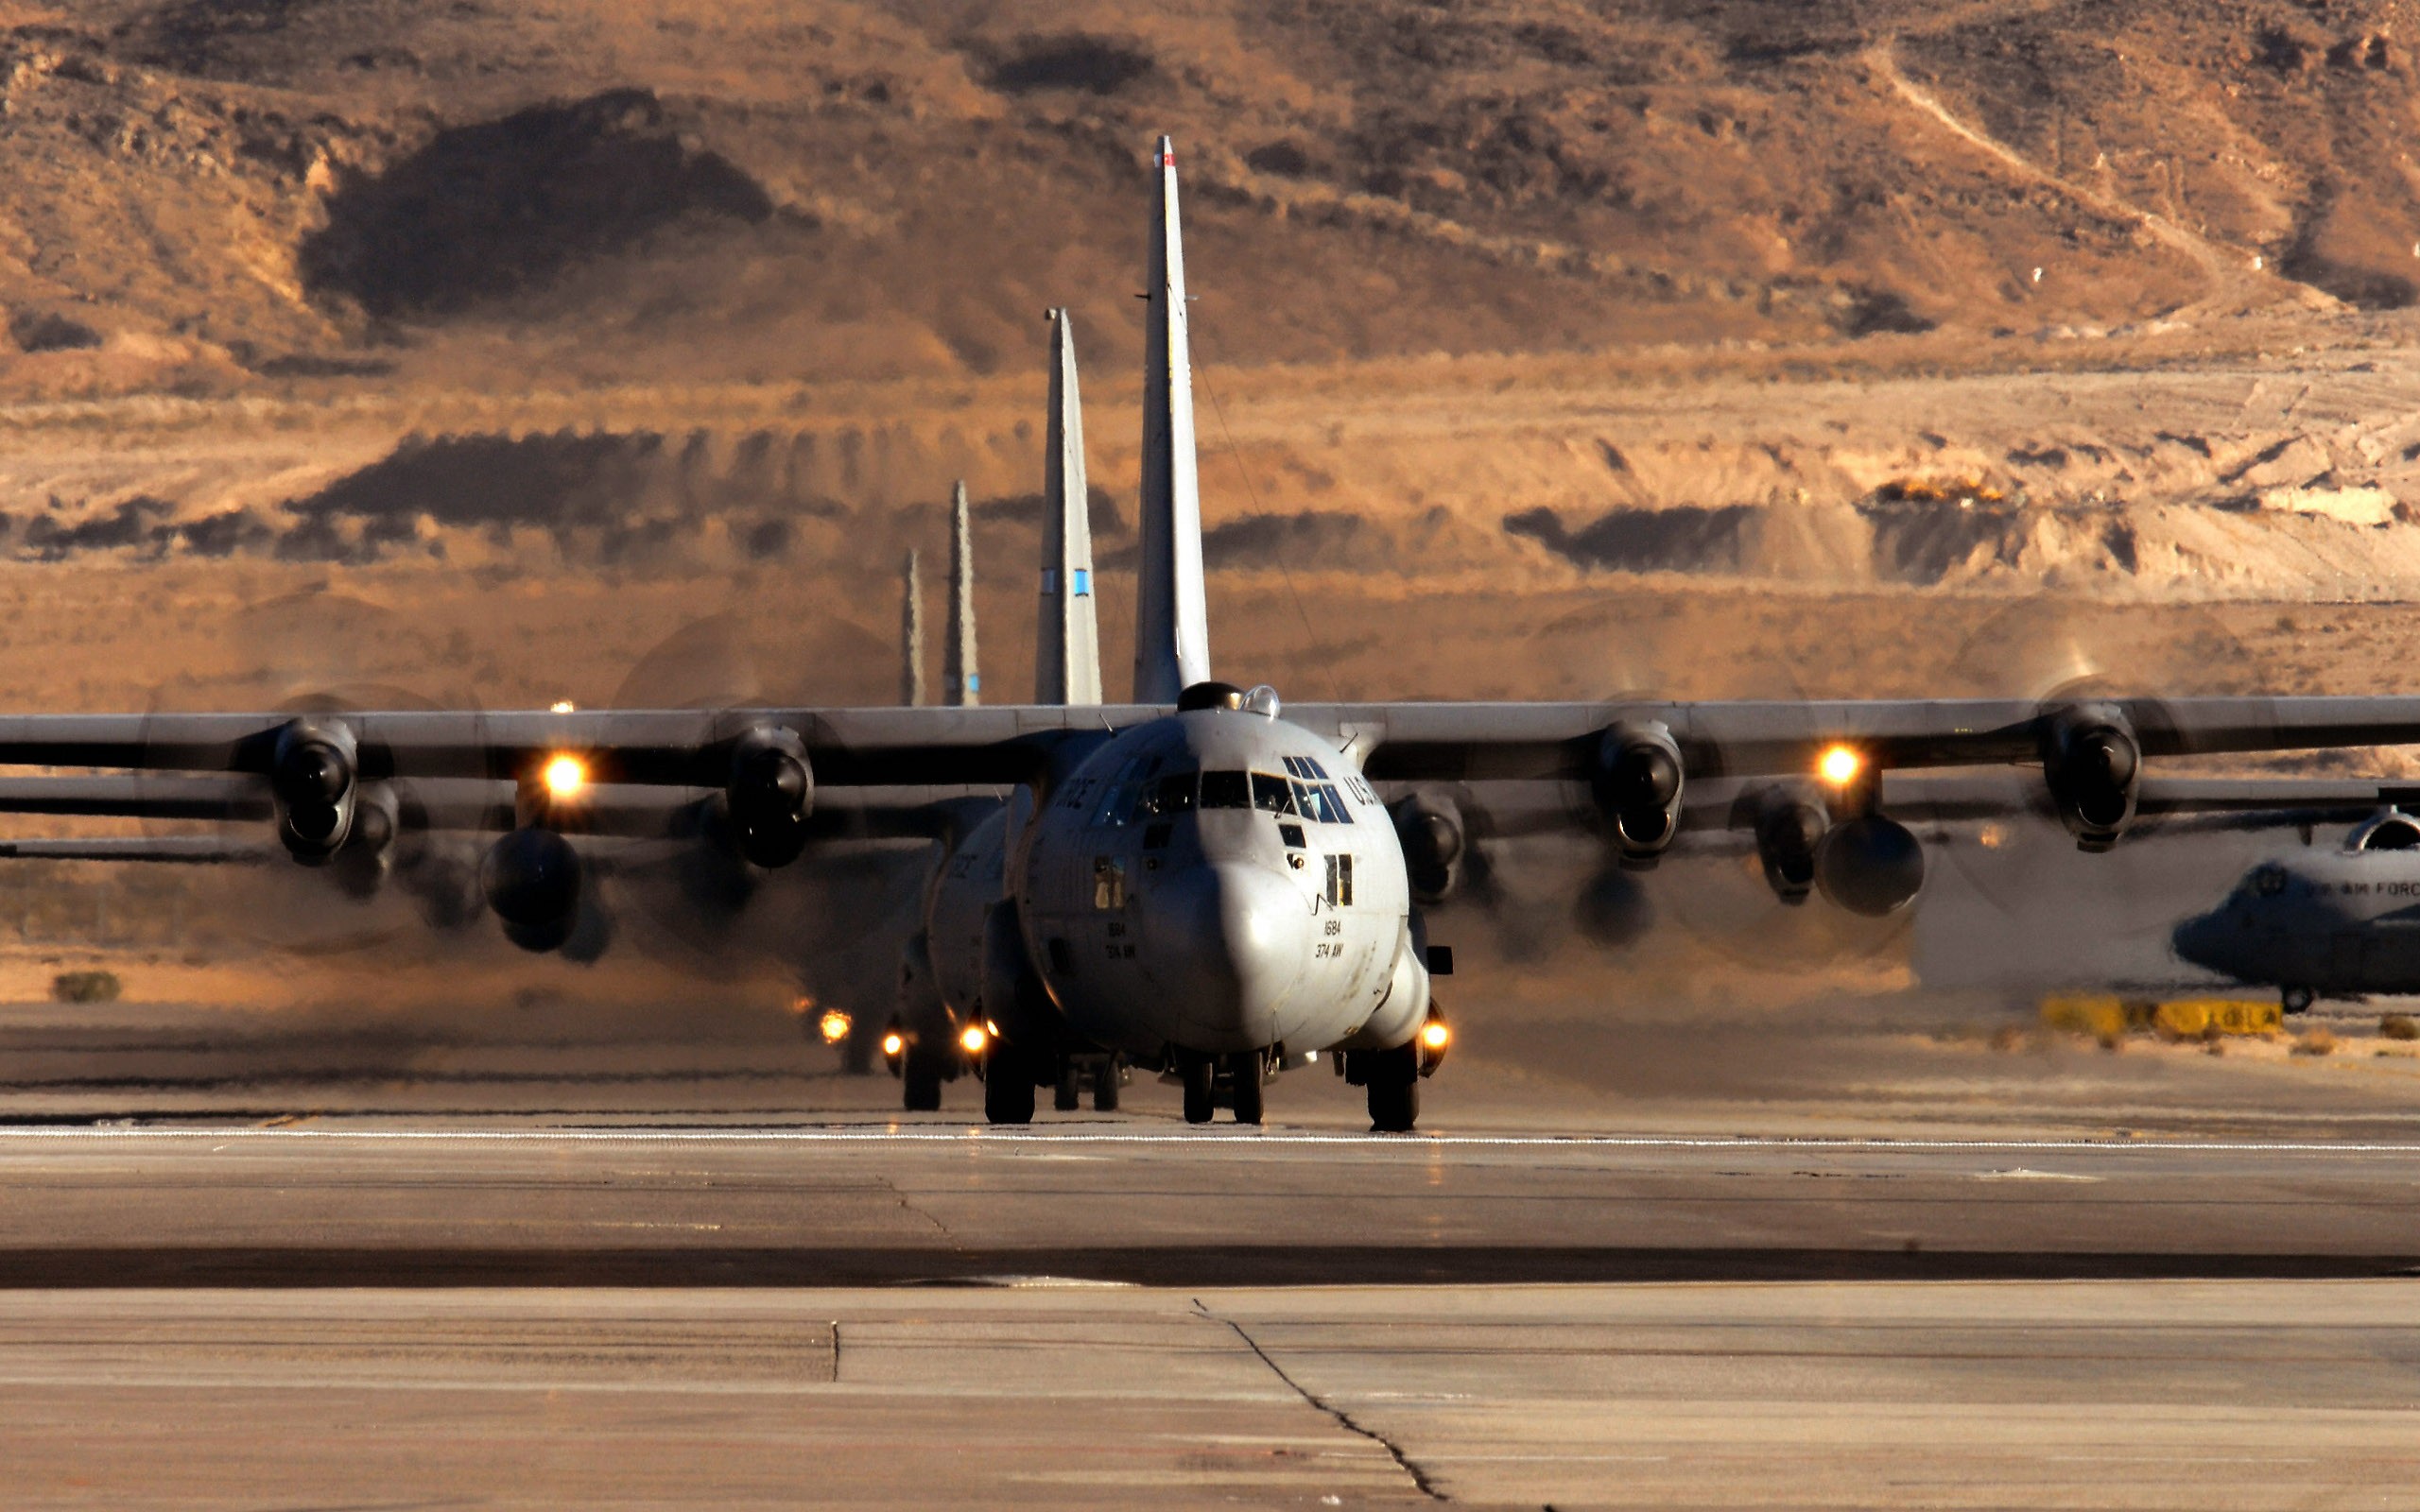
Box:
left=1037, top=309, right=1102, bottom=705
left=899, top=548, right=926, bottom=707
left=944, top=481, right=979, bottom=707
left=1133, top=134, right=1212, bottom=704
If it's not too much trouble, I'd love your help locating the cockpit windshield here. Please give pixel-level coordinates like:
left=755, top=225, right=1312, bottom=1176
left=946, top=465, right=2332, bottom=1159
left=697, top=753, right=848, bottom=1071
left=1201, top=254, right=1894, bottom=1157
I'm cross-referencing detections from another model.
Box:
left=1200, top=770, right=1251, bottom=809
left=1140, top=770, right=1198, bottom=817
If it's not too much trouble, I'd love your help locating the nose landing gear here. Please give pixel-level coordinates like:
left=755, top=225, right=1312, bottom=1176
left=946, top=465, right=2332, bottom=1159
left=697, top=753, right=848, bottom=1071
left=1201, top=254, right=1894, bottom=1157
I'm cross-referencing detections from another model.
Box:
left=1228, top=1051, right=1265, bottom=1125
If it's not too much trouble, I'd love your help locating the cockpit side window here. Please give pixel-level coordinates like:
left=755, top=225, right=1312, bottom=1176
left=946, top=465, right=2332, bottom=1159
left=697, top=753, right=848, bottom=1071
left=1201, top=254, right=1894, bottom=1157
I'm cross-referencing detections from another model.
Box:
left=1293, top=782, right=1347, bottom=823
left=1090, top=759, right=1140, bottom=827
left=1200, top=770, right=1251, bottom=810
left=1251, top=773, right=1297, bottom=815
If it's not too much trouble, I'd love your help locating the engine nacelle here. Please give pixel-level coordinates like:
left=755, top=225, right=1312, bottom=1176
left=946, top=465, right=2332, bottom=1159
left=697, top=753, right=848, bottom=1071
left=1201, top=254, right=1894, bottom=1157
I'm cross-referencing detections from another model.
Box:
left=481, top=827, right=583, bottom=951
left=329, top=783, right=400, bottom=901
left=727, top=727, right=813, bottom=868
left=1593, top=722, right=1684, bottom=867
left=1751, top=786, right=1829, bottom=905
left=2349, top=809, right=2420, bottom=850
left=1813, top=815, right=1925, bottom=917
left=2041, top=704, right=2140, bottom=851
left=1390, top=789, right=1466, bottom=905
left=270, top=720, right=357, bottom=863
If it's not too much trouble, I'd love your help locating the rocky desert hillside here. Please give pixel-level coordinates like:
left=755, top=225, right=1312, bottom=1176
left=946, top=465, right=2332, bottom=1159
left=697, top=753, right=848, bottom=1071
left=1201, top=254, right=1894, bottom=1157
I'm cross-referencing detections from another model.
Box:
left=6, top=1, right=2420, bottom=707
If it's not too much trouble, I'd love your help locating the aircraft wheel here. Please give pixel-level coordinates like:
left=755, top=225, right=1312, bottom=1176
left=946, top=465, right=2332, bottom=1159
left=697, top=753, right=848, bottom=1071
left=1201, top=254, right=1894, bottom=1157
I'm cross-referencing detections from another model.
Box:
left=902, top=1045, right=945, bottom=1112
left=1093, top=1057, right=1121, bottom=1112
left=1228, top=1052, right=1265, bottom=1125
left=2283, top=986, right=2314, bottom=1015
left=984, top=1042, right=1035, bottom=1125
left=1365, top=1044, right=1420, bottom=1133
left=1181, top=1057, right=1216, bottom=1125
left=1054, top=1063, right=1081, bottom=1112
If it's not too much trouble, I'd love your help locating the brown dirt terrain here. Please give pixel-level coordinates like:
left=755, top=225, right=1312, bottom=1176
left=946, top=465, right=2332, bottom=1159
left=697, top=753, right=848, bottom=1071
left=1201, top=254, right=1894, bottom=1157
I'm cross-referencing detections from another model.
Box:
left=4, top=1, right=2420, bottom=668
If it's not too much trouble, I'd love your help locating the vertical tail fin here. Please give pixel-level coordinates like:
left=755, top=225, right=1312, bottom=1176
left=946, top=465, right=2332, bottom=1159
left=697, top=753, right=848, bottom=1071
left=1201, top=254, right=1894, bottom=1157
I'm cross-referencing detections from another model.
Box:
left=1037, top=308, right=1103, bottom=705
left=1134, top=134, right=1211, bottom=704
left=944, top=481, right=980, bottom=707
left=900, top=548, right=926, bottom=707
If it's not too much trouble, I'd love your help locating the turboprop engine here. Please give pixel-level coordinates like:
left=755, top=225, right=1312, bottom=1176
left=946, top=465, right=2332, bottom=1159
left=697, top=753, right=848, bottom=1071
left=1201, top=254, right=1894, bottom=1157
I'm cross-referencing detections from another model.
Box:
left=727, top=727, right=813, bottom=868
left=2348, top=809, right=2420, bottom=850
left=270, top=719, right=357, bottom=862
left=1813, top=815, right=1925, bottom=917
left=328, top=782, right=400, bottom=900
left=1391, top=789, right=1468, bottom=905
left=1593, top=722, right=1684, bottom=867
left=481, top=826, right=583, bottom=953
left=2041, top=703, right=2141, bottom=851
left=1749, top=785, right=1829, bottom=905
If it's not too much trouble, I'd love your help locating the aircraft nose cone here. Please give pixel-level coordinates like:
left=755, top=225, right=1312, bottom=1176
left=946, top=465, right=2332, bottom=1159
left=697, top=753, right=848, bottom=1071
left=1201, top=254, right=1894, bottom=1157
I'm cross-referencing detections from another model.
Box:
left=2170, top=909, right=2232, bottom=971
left=1141, top=862, right=1313, bottom=1050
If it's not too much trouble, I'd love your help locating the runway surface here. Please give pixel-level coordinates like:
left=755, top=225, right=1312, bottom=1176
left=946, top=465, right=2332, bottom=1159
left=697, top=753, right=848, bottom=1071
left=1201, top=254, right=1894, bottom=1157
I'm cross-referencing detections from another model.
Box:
left=5, top=989, right=2420, bottom=1505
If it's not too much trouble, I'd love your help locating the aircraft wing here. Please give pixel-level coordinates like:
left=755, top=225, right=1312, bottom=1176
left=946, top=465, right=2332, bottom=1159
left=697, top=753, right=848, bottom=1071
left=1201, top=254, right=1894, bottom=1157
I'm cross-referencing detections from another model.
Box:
left=1401, top=772, right=2412, bottom=844
left=0, top=696, right=2409, bottom=789
left=0, top=835, right=273, bottom=864
left=1296, top=697, right=2420, bottom=781
left=0, top=774, right=1000, bottom=841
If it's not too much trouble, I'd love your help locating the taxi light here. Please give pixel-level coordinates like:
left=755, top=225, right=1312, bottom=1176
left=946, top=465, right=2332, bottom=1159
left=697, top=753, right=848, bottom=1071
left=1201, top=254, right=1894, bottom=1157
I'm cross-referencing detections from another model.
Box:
left=1817, top=744, right=1862, bottom=787
left=959, top=1023, right=990, bottom=1055
left=549, top=699, right=577, bottom=713
left=880, top=1031, right=905, bottom=1057
left=1420, top=1021, right=1452, bottom=1052
left=818, top=1009, right=853, bottom=1045
left=542, top=753, right=588, bottom=799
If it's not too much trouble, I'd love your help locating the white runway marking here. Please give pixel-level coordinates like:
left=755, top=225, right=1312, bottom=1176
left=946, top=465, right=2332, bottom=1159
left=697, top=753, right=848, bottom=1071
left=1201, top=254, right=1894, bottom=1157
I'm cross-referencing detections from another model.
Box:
left=0, top=1126, right=2416, bottom=1155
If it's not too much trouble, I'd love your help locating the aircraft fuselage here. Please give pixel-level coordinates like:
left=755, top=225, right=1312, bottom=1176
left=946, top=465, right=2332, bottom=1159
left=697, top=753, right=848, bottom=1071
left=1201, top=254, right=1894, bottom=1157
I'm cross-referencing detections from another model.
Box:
left=927, top=703, right=1426, bottom=1066
left=2173, top=849, right=2420, bottom=999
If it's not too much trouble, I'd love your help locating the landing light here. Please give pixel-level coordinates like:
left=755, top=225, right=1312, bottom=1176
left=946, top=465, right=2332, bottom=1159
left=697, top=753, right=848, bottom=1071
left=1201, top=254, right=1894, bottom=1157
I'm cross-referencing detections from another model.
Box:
left=959, top=1022, right=990, bottom=1056
left=1817, top=745, right=1863, bottom=787
left=1420, top=1021, right=1451, bottom=1052
left=549, top=699, right=577, bottom=713
left=819, top=1009, right=853, bottom=1045
left=542, top=753, right=588, bottom=799
left=880, top=1031, right=906, bottom=1057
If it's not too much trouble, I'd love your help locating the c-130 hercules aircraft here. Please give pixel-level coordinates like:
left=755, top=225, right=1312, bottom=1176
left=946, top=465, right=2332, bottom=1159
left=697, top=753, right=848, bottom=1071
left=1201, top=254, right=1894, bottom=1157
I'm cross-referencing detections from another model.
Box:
left=11, top=137, right=2420, bottom=1129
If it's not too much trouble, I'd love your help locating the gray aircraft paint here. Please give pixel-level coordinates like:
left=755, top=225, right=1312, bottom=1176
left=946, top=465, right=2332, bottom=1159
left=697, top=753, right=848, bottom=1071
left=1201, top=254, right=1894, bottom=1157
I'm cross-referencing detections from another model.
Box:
left=1017, top=707, right=1422, bottom=1059
left=2173, top=828, right=2420, bottom=998
left=900, top=549, right=925, bottom=708
left=1133, top=135, right=1211, bottom=704
left=1037, top=309, right=1102, bottom=706
left=944, top=482, right=979, bottom=708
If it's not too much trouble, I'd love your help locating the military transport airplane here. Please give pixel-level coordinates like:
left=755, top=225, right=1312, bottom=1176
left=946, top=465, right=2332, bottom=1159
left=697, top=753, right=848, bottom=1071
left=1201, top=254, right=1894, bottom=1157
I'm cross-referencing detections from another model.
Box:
left=2171, top=793, right=2420, bottom=1011
left=8, top=137, right=2420, bottom=1129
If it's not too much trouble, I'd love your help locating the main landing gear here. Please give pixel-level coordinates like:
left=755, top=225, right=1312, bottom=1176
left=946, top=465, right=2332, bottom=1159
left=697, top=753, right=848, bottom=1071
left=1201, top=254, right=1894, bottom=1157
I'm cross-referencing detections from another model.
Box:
left=1361, top=1043, right=1419, bottom=1134
left=1340, top=1006, right=1451, bottom=1134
